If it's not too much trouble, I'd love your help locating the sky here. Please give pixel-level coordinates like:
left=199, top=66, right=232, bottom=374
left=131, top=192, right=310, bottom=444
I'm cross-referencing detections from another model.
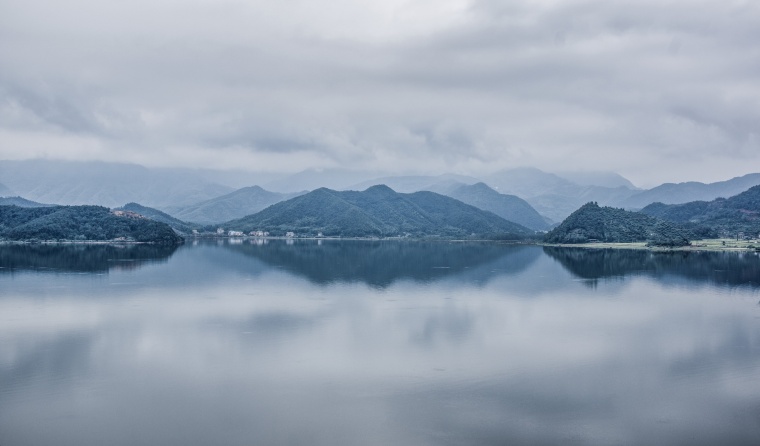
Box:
left=1, top=0, right=759, bottom=187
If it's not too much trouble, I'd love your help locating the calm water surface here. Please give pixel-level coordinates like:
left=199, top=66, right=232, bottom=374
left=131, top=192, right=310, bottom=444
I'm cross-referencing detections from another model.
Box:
left=1, top=240, right=760, bottom=445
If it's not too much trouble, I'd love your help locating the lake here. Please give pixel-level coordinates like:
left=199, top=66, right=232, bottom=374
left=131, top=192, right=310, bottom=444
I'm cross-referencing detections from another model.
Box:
left=1, top=240, right=760, bottom=445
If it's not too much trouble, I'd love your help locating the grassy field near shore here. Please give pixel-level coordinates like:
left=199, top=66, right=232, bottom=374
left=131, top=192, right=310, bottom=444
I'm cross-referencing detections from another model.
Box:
left=542, top=238, right=760, bottom=252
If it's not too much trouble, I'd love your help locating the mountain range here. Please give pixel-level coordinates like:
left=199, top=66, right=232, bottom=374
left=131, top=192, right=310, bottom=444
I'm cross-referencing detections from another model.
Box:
left=3, top=159, right=760, bottom=226
left=621, top=173, right=760, bottom=209
left=0, top=182, right=13, bottom=196
left=0, top=197, right=50, bottom=208
left=441, top=183, right=550, bottom=231
left=115, top=203, right=197, bottom=233
left=640, top=185, right=760, bottom=235
left=223, top=185, right=534, bottom=238
left=0, top=160, right=234, bottom=208
left=162, top=186, right=305, bottom=224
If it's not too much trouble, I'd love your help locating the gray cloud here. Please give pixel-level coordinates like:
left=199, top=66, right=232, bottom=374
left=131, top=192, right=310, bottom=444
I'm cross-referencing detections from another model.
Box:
left=1, top=0, right=759, bottom=185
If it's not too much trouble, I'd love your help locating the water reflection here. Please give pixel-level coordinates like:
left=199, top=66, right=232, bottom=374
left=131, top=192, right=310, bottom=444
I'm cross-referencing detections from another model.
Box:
left=0, top=243, right=178, bottom=273
left=2, top=242, right=760, bottom=445
left=545, top=247, right=760, bottom=288
left=221, top=239, right=540, bottom=287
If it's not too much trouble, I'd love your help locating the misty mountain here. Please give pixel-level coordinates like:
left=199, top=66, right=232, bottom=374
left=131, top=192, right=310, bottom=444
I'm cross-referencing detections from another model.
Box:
left=483, top=168, right=639, bottom=222
left=164, top=186, right=304, bottom=224
left=544, top=202, right=691, bottom=246
left=621, top=173, right=760, bottom=210
left=349, top=174, right=480, bottom=193
left=441, top=183, right=550, bottom=231
left=115, top=203, right=196, bottom=233
left=345, top=169, right=642, bottom=224
left=640, top=185, right=760, bottom=235
left=0, top=182, right=13, bottom=196
left=264, top=168, right=388, bottom=193
left=0, top=160, right=235, bottom=208
left=553, top=171, right=638, bottom=189
left=224, top=185, right=534, bottom=238
left=0, top=196, right=51, bottom=208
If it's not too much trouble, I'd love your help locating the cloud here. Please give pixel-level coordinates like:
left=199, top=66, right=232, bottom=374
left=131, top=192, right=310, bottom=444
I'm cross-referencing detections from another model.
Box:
left=1, top=0, right=759, bottom=184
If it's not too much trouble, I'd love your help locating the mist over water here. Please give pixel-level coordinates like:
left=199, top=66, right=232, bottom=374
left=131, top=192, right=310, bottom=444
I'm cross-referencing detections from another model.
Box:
left=1, top=240, right=760, bottom=445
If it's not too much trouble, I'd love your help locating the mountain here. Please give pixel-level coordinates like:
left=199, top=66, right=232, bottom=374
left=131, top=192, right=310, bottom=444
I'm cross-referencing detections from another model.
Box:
left=115, top=203, right=196, bottom=233
left=0, top=182, right=13, bottom=196
left=0, top=160, right=235, bottom=208
left=348, top=169, right=641, bottom=224
left=622, top=173, right=760, bottom=210
left=0, top=196, right=51, bottom=208
left=483, top=168, right=639, bottom=222
left=442, top=183, right=550, bottom=231
left=0, top=205, right=183, bottom=244
left=164, top=186, right=304, bottom=224
left=640, top=185, right=760, bottom=236
left=553, top=171, right=638, bottom=189
left=264, top=168, right=387, bottom=193
left=544, top=202, right=691, bottom=246
left=223, top=185, right=534, bottom=238
left=349, top=174, right=480, bottom=193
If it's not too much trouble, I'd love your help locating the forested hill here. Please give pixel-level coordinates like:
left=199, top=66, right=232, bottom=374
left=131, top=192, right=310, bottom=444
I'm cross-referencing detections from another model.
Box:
left=165, top=186, right=303, bottom=224
left=544, top=202, right=691, bottom=246
left=0, top=205, right=183, bottom=244
left=443, top=183, right=550, bottom=230
left=223, top=185, right=534, bottom=239
left=116, top=202, right=195, bottom=233
left=640, top=185, right=760, bottom=235
left=0, top=196, right=50, bottom=208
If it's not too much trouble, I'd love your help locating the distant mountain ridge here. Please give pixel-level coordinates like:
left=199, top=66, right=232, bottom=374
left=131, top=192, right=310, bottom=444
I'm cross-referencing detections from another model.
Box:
left=640, top=185, right=760, bottom=235
left=0, top=196, right=51, bottom=208
left=116, top=203, right=196, bottom=233
left=622, top=173, right=760, bottom=210
left=164, top=186, right=304, bottom=224
left=0, top=182, right=13, bottom=196
left=443, top=183, right=550, bottom=231
left=224, top=185, right=534, bottom=238
left=0, top=160, right=234, bottom=208
left=553, top=171, right=638, bottom=189
left=2, top=159, right=758, bottom=226
left=349, top=174, right=480, bottom=193
left=483, top=168, right=641, bottom=223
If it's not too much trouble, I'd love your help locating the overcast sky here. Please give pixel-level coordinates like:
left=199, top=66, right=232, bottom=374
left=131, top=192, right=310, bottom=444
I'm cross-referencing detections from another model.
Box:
left=1, top=0, right=759, bottom=187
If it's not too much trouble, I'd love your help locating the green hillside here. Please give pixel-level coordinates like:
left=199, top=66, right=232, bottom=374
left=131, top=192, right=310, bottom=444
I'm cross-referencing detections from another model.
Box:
left=544, top=202, right=691, bottom=246
left=0, top=205, right=183, bottom=244
left=167, top=186, right=302, bottom=224
left=641, top=185, right=760, bottom=236
left=117, top=202, right=195, bottom=233
left=445, top=182, right=550, bottom=230
left=0, top=196, right=51, bottom=208
left=223, top=185, right=534, bottom=239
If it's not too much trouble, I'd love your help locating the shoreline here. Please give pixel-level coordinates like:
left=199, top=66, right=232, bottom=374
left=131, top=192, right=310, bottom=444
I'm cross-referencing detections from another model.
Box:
left=0, top=240, right=180, bottom=246
left=2, top=237, right=757, bottom=253
left=541, top=238, right=760, bottom=252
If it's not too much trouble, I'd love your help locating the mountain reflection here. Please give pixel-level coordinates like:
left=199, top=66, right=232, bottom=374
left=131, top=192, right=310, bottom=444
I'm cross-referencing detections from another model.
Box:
left=544, top=247, right=760, bottom=288
left=0, top=243, right=178, bottom=273
left=221, top=239, right=539, bottom=287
